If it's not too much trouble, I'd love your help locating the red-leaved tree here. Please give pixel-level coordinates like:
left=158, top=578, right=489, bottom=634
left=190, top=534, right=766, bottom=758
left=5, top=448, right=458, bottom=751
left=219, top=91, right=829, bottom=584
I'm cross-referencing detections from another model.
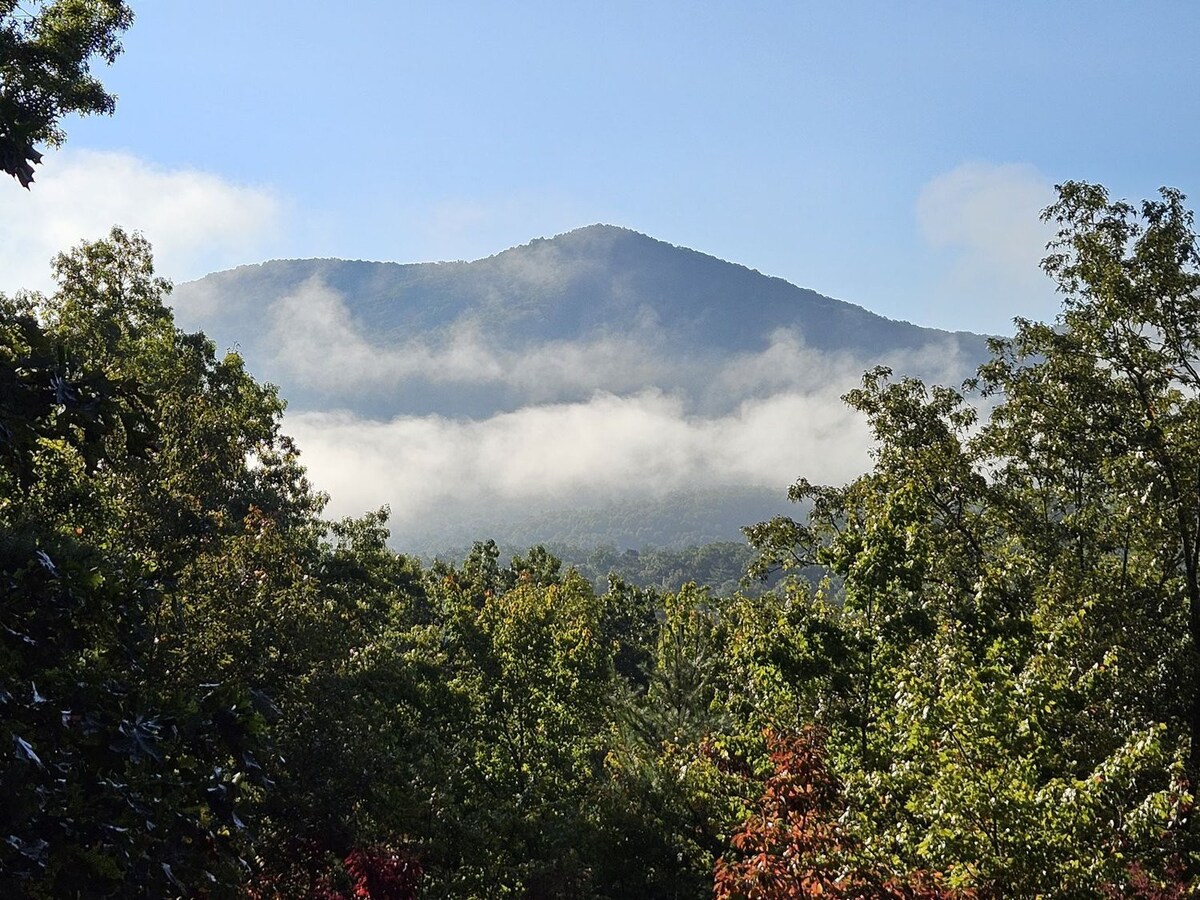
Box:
left=714, top=729, right=971, bottom=900
left=249, top=841, right=422, bottom=900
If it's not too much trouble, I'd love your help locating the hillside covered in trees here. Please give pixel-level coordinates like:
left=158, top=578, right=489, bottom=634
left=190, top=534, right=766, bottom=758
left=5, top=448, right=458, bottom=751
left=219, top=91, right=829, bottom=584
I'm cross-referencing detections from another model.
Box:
left=170, top=224, right=990, bottom=421
left=5, top=185, right=1200, bottom=896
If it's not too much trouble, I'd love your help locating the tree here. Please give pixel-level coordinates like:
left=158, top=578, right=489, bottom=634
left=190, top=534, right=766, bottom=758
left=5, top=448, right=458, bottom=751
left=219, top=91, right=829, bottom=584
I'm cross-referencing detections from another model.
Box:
left=714, top=729, right=968, bottom=899
left=0, top=0, right=133, bottom=186
left=0, top=231, right=274, bottom=894
left=745, top=183, right=1200, bottom=894
left=1001, top=183, right=1200, bottom=829
left=1, top=228, right=436, bottom=895
left=398, top=546, right=621, bottom=896
left=598, top=584, right=761, bottom=899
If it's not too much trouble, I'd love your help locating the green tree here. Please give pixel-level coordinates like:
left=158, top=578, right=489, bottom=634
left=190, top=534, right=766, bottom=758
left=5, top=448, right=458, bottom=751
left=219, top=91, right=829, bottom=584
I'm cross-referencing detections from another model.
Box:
left=992, top=183, right=1200, bottom=818
left=1, top=228, right=436, bottom=896
left=408, top=547, right=621, bottom=896
left=1, top=0, right=133, bottom=186
left=599, top=585, right=760, bottom=899
left=0, top=232, right=275, bottom=894
left=745, top=183, right=1200, bottom=895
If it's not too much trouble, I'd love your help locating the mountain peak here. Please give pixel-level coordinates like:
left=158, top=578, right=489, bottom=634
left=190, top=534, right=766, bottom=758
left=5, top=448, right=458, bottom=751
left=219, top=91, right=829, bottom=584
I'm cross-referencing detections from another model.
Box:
left=169, top=229, right=993, bottom=552
left=503, top=223, right=655, bottom=256
left=558, top=223, right=639, bottom=237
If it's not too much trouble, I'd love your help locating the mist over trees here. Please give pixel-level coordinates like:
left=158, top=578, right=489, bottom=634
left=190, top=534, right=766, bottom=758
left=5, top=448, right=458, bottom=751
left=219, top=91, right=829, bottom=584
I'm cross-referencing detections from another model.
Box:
left=170, top=224, right=990, bottom=553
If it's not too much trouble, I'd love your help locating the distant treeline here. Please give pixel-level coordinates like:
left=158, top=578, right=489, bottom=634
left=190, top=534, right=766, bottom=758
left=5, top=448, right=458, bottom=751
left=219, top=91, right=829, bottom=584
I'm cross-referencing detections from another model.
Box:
left=406, top=486, right=796, bottom=561
left=429, top=540, right=797, bottom=597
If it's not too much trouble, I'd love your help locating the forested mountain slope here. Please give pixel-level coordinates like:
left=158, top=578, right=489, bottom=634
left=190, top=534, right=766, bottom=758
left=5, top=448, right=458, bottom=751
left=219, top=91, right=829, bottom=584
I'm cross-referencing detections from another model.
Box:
left=170, top=226, right=992, bottom=552
left=172, top=224, right=989, bottom=418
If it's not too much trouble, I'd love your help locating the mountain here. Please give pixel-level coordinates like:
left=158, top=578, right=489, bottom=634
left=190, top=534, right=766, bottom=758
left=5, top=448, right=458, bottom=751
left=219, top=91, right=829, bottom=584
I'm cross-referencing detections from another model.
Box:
left=170, top=225, right=993, bottom=553
left=172, top=225, right=990, bottom=418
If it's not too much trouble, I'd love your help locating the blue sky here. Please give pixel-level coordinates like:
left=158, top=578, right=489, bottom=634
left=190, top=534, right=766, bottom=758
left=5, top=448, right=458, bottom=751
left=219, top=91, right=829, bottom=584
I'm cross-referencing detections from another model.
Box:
left=6, top=1, right=1200, bottom=335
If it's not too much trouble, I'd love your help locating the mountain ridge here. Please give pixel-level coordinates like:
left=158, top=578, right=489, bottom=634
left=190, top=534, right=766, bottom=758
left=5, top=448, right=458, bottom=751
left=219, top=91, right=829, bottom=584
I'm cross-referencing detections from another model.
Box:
left=168, top=226, right=994, bottom=552
left=191, top=223, right=985, bottom=341
left=174, top=223, right=991, bottom=400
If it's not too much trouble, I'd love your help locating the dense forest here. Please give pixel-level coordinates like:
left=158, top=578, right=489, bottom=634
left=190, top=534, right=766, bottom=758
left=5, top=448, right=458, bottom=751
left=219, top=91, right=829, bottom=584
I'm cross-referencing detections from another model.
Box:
left=6, top=3, right=1200, bottom=897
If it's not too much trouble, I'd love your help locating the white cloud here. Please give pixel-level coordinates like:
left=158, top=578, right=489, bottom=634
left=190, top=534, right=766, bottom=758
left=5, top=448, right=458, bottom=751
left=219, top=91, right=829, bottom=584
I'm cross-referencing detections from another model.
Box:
left=265, top=285, right=983, bottom=548
left=916, top=162, right=1059, bottom=333
left=285, top=386, right=872, bottom=544
left=266, top=276, right=678, bottom=400
left=0, top=149, right=281, bottom=296
left=183, top=272, right=982, bottom=552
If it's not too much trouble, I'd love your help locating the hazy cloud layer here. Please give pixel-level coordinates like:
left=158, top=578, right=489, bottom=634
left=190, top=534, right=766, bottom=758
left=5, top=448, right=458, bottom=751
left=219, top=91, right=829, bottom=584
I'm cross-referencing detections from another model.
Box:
left=255, top=275, right=981, bottom=546
left=266, top=277, right=675, bottom=400
left=917, top=162, right=1058, bottom=333
left=264, top=277, right=979, bottom=413
left=286, top=386, right=872, bottom=545
left=0, top=150, right=281, bottom=296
